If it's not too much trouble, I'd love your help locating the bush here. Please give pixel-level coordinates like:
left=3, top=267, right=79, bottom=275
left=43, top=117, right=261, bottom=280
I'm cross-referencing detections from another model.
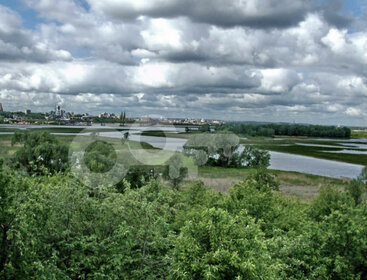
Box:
left=170, top=208, right=277, bottom=279
left=163, top=154, right=188, bottom=188
left=346, top=166, right=367, bottom=205
left=84, top=140, right=117, bottom=173
left=245, top=168, right=279, bottom=191
left=309, top=186, right=354, bottom=221
left=239, top=146, right=270, bottom=168
left=116, top=165, right=159, bottom=191
left=10, top=131, right=68, bottom=175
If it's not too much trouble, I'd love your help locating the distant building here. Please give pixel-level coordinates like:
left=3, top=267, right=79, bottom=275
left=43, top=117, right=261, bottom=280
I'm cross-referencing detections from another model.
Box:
left=24, top=109, right=31, bottom=115
left=55, top=105, right=61, bottom=116
left=12, top=114, right=26, bottom=122
left=0, top=103, right=3, bottom=112
left=81, top=113, right=90, bottom=121
left=99, top=112, right=110, bottom=118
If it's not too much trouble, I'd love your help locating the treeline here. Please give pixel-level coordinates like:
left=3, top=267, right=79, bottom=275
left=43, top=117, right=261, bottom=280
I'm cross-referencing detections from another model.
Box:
left=217, top=123, right=351, bottom=138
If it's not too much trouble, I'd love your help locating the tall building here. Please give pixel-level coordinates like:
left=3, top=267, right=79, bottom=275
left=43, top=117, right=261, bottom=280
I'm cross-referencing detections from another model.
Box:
left=0, top=103, right=3, bottom=112
left=55, top=105, right=61, bottom=116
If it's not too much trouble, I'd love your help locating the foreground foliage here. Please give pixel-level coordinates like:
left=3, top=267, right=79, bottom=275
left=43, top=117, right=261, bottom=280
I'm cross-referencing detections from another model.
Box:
left=1, top=168, right=367, bottom=279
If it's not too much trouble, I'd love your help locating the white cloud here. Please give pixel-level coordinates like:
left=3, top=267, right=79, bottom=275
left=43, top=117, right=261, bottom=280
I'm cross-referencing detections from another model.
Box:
left=0, top=0, right=365, bottom=125
left=346, top=107, right=362, bottom=117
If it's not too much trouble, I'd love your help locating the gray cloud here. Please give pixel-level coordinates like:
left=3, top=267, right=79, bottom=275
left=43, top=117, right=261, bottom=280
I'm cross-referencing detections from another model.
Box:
left=319, top=0, right=354, bottom=28
left=0, top=0, right=365, bottom=125
left=87, top=0, right=312, bottom=29
left=0, top=5, right=72, bottom=62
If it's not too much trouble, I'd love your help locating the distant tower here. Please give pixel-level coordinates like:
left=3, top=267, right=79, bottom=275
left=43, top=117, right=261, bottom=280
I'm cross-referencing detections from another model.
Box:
left=119, top=111, right=126, bottom=126
left=55, top=104, right=61, bottom=116
left=0, top=103, right=3, bottom=112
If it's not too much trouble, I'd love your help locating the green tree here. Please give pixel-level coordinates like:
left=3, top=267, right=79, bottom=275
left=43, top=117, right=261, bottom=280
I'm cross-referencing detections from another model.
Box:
left=346, top=166, right=367, bottom=205
left=239, top=146, right=270, bottom=168
left=245, top=168, right=279, bottom=191
left=116, top=165, right=158, bottom=191
left=183, top=133, right=240, bottom=168
left=6, top=177, right=178, bottom=279
left=84, top=140, right=117, bottom=173
left=170, top=207, right=277, bottom=279
left=0, top=171, right=29, bottom=277
left=199, top=123, right=211, bottom=132
left=274, top=188, right=367, bottom=280
left=10, top=131, right=68, bottom=175
left=163, top=154, right=188, bottom=189
left=309, top=186, right=354, bottom=221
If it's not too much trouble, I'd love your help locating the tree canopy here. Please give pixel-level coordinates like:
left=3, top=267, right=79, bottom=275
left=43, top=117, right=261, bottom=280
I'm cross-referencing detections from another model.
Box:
left=1, top=168, right=366, bottom=279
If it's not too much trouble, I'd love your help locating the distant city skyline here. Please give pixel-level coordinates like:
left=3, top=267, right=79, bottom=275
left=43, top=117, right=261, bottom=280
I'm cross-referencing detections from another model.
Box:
left=0, top=1, right=366, bottom=126
left=0, top=103, right=223, bottom=122
left=0, top=102, right=364, bottom=127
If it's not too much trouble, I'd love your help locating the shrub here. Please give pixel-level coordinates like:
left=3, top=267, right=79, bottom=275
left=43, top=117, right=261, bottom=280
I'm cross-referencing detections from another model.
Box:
left=10, top=131, right=68, bottom=175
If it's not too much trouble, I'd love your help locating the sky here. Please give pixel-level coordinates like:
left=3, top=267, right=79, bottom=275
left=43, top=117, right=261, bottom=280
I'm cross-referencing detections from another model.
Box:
left=0, top=0, right=366, bottom=125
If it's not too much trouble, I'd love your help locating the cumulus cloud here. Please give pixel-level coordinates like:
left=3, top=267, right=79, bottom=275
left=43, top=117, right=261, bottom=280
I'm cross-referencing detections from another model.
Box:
left=0, top=5, right=72, bottom=62
left=345, top=107, right=362, bottom=117
left=0, top=0, right=366, bottom=125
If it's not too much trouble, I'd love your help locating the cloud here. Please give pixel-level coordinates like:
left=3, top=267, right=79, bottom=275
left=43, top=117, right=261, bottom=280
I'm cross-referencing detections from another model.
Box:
left=0, top=0, right=366, bottom=125
left=87, top=0, right=311, bottom=28
left=320, top=0, right=354, bottom=28
left=346, top=107, right=362, bottom=117
left=0, top=5, right=72, bottom=62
